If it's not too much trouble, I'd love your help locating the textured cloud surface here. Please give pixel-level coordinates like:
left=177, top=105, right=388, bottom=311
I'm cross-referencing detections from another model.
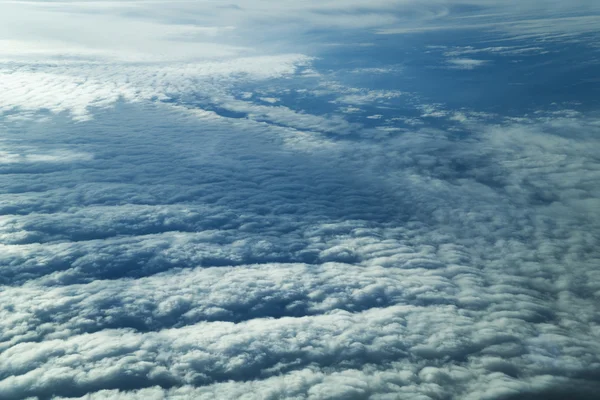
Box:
left=1, top=1, right=600, bottom=399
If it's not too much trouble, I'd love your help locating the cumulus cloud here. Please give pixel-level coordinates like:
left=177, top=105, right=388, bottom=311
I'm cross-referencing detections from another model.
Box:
left=0, top=54, right=312, bottom=121
left=2, top=100, right=599, bottom=399
left=1, top=1, right=600, bottom=400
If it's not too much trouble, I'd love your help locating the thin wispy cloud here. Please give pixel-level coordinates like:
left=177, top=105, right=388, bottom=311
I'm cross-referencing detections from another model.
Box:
left=446, top=58, right=489, bottom=69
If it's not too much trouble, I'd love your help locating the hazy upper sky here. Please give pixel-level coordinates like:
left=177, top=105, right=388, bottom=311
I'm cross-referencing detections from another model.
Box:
left=1, top=1, right=600, bottom=399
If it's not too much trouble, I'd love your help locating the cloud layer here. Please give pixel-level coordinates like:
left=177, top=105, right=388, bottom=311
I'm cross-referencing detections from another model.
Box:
left=1, top=1, right=600, bottom=400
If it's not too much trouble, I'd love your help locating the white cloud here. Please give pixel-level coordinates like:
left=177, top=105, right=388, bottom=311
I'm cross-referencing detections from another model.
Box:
left=443, top=46, right=548, bottom=57
left=1, top=98, right=599, bottom=398
left=258, top=97, right=280, bottom=104
left=332, top=90, right=402, bottom=106
left=446, top=58, right=488, bottom=70
left=1, top=1, right=599, bottom=399
left=0, top=54, right=312, bottom=120
left=375, top=2, right=600, bottom=44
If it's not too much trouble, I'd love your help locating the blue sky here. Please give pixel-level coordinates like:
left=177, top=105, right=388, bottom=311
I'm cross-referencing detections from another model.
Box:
left=1, top=1, right=600, bottom=399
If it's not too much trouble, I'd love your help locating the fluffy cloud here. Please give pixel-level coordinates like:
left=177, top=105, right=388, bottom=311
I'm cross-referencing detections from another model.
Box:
left=2, top=100, right=599, bottom=398
left=0, top=55, right=312, bottom=121
left=1, top=1, right=600, bottom=400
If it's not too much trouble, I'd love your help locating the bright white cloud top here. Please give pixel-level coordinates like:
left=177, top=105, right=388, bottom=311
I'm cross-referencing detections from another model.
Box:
left=1, top=1, right=600, bottom=399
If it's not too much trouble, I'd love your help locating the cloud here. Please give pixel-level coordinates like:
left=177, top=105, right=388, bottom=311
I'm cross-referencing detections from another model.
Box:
left=331, top=89, right=402, bottom=106
left=443, top=46, right=548, bottom=57
left=1, top=1, right=600, bottom=400
left=446, top=58, right=489, bottom=69
left=2, top=98, right=599, bottom=399
left=375, top=3, right=600, bottom=44
left=0, top=55, right=312, bottom=121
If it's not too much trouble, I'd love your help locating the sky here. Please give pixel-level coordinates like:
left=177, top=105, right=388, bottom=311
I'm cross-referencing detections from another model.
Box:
left=1, top=1, right=600, bottom=399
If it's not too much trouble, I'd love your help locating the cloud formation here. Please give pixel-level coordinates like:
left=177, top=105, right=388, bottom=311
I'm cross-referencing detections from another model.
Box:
left=1, top=1, right=600, bottom=400
left=446, top=58, right=488, bottom=70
